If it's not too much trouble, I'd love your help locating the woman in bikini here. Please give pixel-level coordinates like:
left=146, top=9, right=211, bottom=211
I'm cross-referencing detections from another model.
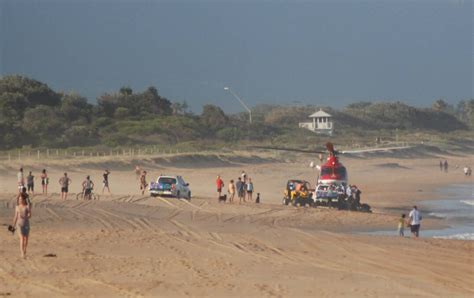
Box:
left=12, top=193, right=32, bottom=258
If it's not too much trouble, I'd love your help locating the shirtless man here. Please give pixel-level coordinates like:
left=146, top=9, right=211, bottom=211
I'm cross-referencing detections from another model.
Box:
left=59, top=173, right=72, bottom=200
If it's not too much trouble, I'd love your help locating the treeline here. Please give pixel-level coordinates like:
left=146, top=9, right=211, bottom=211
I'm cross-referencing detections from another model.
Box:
left=0, top=75, right=472, bottom=149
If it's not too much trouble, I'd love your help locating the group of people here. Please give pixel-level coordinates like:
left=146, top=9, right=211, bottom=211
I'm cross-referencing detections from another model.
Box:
left=398, top=206, right=422, bottom=238
left=216, top=171, right=258, bottom=204
left=439, top=160, right=449, bottom=172
left=16, top=167, right=50, bottom=196
left=16, top=168, right=111, bottom=200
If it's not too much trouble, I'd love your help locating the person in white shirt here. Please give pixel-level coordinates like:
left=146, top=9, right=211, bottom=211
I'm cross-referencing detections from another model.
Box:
left=17, top=168, right=25, bottom=192
left=409, top=205, right=422, bottom=238
left=346, top=185, right=352, bottom=198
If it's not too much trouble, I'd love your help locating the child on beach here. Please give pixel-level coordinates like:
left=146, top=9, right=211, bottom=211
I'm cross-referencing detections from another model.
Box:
left=398, top=214, right=406, bottom=237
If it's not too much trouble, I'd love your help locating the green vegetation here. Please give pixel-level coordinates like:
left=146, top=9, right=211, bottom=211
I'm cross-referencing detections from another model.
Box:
left=0, top=75, right=472, bottom=150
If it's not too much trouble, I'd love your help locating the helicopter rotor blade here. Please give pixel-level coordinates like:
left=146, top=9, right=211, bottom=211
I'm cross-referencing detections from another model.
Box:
left=340, top=145, right=412, bottom=154
left=249, top=146, right=326, bottom=154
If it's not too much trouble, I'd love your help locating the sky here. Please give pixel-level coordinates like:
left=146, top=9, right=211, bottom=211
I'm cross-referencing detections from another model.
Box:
left=0, top=0, right=472, bottom=112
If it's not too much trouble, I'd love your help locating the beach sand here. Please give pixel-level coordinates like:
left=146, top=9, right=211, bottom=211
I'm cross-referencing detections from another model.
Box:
left=0, top=153, right=472, bottom=296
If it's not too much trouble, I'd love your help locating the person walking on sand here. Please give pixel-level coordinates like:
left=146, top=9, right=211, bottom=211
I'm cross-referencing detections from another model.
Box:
left=17, top=168, right=25, bottom=193
left=17, top=187, right=32, bottom=208
left=41, top=169, right=49, bottom=194
left=409, top=206, right=422, bottom=238
left=246, top=178, right=254, bottom=202
left=59, top=173, right=72, bottom=200
left=12, top=192, right=31, bottom=258
left=102, top=169, right=111, bottom=194
left=228, top=179, right=236, bottom=203
left=236, top=177, right=244, bottom=203
left=26, top=171, right=35, bottom=195
left=443, top=160, right=448, bottom=173
left=216, top=175, right=224, bottom=200
left=139, top=171, right=148, bottom=195
left=398, top=214, right=407, bottom=237
left=439, top=160, right=443, bottom=171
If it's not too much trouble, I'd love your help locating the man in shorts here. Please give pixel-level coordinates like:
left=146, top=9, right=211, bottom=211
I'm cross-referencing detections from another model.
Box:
left=82, top=176, right=95, bottom=200
left=59, top=173, right=72, bottom=200
left=26, top=171, right=35, bottom=195
left=409, top=205, right=422, bottom=238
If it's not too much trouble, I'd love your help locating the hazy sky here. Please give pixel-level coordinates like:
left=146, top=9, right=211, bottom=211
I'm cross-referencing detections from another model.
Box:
left=1, top=0, right=472, bottom=112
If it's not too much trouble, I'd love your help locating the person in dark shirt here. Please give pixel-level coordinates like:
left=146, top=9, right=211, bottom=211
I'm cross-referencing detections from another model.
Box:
left=26, top=171, right=35, bottom=195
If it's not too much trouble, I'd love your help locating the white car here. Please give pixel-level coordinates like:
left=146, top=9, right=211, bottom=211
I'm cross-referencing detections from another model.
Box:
left=149, top=175, right=191, bottom=200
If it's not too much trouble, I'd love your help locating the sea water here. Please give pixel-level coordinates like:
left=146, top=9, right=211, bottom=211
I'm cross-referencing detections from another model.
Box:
left=363, top=183, right=473, bottom=240
left=422, top=184, right=473, bottom=240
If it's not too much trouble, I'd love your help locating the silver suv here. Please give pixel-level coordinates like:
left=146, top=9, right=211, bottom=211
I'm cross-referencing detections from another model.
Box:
left=149, top=175, right=191, bottom=200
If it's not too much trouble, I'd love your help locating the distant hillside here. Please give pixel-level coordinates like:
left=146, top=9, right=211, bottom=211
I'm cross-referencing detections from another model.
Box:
left=0, top=75, right=472, bottom=150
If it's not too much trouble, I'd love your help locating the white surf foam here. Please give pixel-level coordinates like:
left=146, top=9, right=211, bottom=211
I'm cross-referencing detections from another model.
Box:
left=460, top=200, right=474, bottom=206
left=434, top=233, right=474, bottom=241
left=429, top=212, right=447, bottom=218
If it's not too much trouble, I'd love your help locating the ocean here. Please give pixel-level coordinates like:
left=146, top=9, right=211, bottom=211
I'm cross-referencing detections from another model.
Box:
left=421, top=183, right=473, bottom=240
left=362, top=183, right=473, bottom=240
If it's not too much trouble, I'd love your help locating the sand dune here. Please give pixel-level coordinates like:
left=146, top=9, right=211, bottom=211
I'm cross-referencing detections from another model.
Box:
left=0, top=153, right=472, bottom=296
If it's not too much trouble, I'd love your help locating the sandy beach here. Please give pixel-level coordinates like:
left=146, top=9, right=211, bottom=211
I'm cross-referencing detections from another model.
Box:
left=0, top=152, right=473, bottom=297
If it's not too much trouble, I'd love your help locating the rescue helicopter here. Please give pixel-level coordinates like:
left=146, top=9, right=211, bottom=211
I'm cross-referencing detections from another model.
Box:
left=254, top=142, right=411, bottom=186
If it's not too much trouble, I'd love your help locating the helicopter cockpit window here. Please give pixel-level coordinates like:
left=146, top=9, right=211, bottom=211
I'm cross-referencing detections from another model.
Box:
left=321, top=167, right=332, bottom=176
left=335, top=167, right=347, bottom=178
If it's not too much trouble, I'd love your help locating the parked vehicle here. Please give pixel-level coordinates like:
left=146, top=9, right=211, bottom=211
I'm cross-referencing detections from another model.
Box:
left=149, top=175, right=191, bottom=200
left=282, top=179, right=314, bottom=207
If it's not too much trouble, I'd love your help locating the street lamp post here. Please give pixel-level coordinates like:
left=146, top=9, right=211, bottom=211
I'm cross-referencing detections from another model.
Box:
left=224, top=87, right=252, bottom=124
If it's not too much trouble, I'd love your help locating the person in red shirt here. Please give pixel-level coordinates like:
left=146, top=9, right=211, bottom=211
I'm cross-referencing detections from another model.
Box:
left=216, top=175, right=224, bottom=199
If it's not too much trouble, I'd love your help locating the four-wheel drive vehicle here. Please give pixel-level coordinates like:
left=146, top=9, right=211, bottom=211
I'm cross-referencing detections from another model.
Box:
left=282, top=180, right=314, bottom=207
left=149, top=175, right=191, bottom=199
left=313, top=184, right=344, bottom=207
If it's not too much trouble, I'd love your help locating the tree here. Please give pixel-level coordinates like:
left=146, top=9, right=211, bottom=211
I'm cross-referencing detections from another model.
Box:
left=200, top=104, right=228, bottom=132
left=432, top=99, right=448, bottom=112
left=0, top=92, right=28, bottom=121
left=0, top=75, right=61, bottom=106
left=22, top=105, right=64, bottom=144
left=60, top=93, right=93, bottom=124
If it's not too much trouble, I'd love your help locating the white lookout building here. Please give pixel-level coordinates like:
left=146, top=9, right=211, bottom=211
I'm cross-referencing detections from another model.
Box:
left=299, top=109, right=333, bottom=135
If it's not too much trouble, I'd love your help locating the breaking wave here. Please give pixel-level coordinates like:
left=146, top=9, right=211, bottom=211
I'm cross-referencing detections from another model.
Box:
left=460, top=200, right=474, bottom=206
left=434, top=233, right=474, bottom=241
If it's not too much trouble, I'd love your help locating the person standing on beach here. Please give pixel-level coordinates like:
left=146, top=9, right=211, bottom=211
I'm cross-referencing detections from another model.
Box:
left=26, top=171, right=35, bottom=195
left=409, top=206, right=422, bottom=238
left=236, top=177, right=244, bottom=203
left=439, top=160, right=443, bottom=171
left=398, top=214, right=407, bottom=237
left=216, top=175, right=224, bottom=200
left=246, top=178, right=254, bottom=202
left=139, top=171, right=148, bottom=195
left=443, top=160, right=448, bottom=173
left=17, top=168, right=25, bottom=193
left=135, top=166, right=142, bottom=180
left=12, top=192, right=31, bottom=258
left=102, top=169, right=111, bottom=194
left=41, top=169, right=49, bottom=194
left=59, top=173, right=72, bottom=200
left=241, top=171, right=247, bottom=183
left=228, top=179, right=236, bottom=203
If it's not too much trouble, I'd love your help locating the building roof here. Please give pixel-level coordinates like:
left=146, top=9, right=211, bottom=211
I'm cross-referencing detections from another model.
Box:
left=309, top=110, right=332, bottom=118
